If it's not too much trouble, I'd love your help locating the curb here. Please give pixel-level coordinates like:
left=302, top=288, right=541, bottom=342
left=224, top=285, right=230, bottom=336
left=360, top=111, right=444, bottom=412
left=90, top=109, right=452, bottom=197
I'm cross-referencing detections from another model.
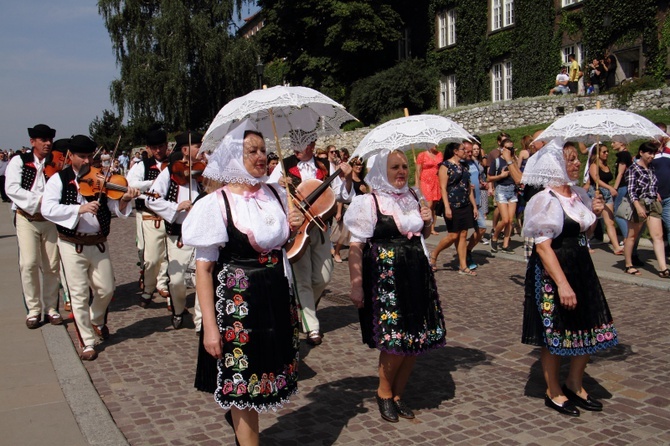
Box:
left=42, top=325, right=129, bottom=446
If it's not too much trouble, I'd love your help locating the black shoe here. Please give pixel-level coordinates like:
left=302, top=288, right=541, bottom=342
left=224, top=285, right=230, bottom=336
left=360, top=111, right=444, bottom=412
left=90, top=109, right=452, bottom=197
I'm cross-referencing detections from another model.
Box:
left=172, top=315, right=183, bottom=329
left=490, top=239, right=499, bottom=253
left=562, top=385, right=603, bottom=411
left=393, top=398, right=415, bottom=419
left=631, top=255, right=644, bottom=267
left=376, top=394, right=399, bottom=423
left=500, top=246, right=515, bottom=254
left=544, top=395, right=580, bottom=417
left=139, top=296, right=152, bottom=308
left=224, top=410, right=240, bottom=446
left=306, top=330, right=323, bottom=346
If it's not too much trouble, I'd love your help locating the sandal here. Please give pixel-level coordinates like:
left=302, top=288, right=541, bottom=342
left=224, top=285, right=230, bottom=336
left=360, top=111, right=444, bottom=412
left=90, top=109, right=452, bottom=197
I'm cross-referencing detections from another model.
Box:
left=458, top=268, right=477, bottom=276
left=429, top=254, right=438, bottom=272
left=624, top=266, right=641, bottom=276
left=659, top=269, right=670, bottom=278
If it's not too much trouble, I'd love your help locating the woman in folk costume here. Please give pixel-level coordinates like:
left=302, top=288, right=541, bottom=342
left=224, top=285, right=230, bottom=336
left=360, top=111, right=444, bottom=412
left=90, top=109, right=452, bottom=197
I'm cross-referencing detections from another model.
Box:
left=521, top=138, right=617, bottom=417
left=182, top=120, right=304, bottom=446
left=344, top=149, right=446, bottom=423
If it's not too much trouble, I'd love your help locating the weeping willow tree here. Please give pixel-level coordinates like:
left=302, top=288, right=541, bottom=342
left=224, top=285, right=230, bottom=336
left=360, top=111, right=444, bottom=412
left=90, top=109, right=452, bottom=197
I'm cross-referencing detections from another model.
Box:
left=98, top=0, right=258, bottom=131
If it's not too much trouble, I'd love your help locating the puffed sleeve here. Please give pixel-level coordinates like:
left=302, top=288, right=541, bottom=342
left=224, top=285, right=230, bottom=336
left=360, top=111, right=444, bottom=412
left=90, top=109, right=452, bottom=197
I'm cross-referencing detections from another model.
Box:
left=343, top=194, right=376, bottom=243
left=182, top=192, right=229, bottom=261
left=522, top=190, right=564, bottom=244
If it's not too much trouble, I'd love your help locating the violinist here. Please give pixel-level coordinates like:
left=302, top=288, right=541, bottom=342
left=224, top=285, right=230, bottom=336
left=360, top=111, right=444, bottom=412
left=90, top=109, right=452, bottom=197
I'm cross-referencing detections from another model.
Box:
left=267, top=129, right=353, bottom=346
left=127, top=126, right=171, bottom=308
left=5, top=124, right=62, bottom=329
left=41, top=135, right=140, bottom=361
left=145, top=131, right=204, bottom=329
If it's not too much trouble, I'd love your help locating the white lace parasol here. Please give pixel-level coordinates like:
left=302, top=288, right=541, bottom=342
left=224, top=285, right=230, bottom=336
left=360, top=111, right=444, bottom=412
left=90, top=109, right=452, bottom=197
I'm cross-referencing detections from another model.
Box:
left=350, top=114, right=475, bottom=161
left=534, top=108, right=667, bottom=144
left=200, top=85, right=357, bottom=154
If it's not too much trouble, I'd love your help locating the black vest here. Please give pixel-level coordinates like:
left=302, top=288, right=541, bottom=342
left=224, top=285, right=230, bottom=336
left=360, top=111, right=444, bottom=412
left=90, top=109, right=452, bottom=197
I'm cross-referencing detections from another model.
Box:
left=19, top=152, right=44, bottom=191
left=56, top=167, right=112, bottom=237
left=163, top=175, right=182, bottom=237
left=135, top=158, right=162, bottom=212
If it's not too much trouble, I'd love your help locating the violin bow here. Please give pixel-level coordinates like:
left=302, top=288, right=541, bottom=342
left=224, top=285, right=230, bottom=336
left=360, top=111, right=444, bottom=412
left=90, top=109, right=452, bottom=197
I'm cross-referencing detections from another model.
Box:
left=188, top=131, right=193, bottom=202
left=97, top=135, right=122, bottom=203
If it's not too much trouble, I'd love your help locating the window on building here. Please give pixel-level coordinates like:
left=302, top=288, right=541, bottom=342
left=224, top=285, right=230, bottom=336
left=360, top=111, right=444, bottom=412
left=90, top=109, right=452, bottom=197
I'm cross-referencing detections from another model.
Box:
left=562, top=0, right=583, bottom=6
left=562, top=44, right=583, bottom=65
left=491, top=0, right=514, bottom=31
left=492, top=61, right=512, bottom=102
left=439, top=75, right=457, bottom=110
left=437, top=9, right=456, bottom=48
left=448, top=10, right=456, bottom=45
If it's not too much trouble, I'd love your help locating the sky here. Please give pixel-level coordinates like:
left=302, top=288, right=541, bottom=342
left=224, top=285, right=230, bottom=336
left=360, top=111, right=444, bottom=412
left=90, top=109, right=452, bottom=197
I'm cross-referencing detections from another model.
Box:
left=0, top=2, right=118, bottom=151
left=0, top=1, right=260, bottom=152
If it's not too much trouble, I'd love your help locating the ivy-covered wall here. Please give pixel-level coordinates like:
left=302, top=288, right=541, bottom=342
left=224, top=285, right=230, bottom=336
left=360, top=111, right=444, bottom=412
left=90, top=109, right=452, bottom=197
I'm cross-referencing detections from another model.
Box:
left=428, top=0, right=668, bottom=107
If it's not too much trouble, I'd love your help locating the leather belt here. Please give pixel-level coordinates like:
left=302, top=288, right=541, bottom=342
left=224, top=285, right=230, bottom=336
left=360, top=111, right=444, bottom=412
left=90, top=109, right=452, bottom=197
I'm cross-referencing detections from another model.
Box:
left=58, top=232, right=107, bottom=254
left=17, top=208, right=47, bottom=222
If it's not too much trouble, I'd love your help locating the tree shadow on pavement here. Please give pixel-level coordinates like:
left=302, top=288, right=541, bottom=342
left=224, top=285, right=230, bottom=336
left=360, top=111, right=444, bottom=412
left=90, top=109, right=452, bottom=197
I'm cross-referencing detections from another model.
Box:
left=523, top=348, right=619, bottom=400
left=409, top=346, right=490, bottom=410
left=262, top=376, right=376, bottom=446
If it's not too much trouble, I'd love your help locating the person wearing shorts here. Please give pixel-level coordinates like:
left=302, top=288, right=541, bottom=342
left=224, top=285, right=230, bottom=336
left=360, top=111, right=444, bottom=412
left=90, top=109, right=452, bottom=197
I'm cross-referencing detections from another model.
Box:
left=489, top=139, right=518, bottom=253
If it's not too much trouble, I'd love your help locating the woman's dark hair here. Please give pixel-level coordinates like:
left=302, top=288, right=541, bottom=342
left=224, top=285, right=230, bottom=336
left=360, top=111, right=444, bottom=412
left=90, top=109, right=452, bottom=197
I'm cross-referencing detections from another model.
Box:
left=267, top=152, right=279, bottom=162
left=638, top=141, right=657, bottom=155
left=444, top=142, right=461, bottom=159
left=244, top=130, right=264, bottom=140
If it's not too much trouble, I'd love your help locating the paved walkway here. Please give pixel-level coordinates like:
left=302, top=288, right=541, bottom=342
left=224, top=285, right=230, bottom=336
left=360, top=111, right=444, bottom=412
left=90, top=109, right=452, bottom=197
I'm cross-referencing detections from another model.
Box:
left=1, top=203, right=669, bottom=445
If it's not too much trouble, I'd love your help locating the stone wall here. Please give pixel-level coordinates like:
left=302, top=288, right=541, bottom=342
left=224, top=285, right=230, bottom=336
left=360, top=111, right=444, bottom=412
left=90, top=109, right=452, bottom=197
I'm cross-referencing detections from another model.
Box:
left=320, top=87, right=670, bottom=150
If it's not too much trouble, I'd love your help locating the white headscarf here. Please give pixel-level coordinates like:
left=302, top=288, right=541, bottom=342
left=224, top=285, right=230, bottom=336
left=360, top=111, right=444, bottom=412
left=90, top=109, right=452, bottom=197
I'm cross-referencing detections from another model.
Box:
left=364, top=149, right=409, bottom=194
left=203, top=119, right=268, bottom=185
left=521, top=138, right=573, bottom=188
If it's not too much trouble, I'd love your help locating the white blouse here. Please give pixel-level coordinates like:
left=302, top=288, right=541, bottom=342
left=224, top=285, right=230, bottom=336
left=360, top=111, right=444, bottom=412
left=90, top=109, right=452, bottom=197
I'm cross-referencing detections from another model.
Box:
left=522, top=187, right=596, bottom=245
left=181, top=184, right=290, bottom=263
left=344, top=191, right=429, bottom=257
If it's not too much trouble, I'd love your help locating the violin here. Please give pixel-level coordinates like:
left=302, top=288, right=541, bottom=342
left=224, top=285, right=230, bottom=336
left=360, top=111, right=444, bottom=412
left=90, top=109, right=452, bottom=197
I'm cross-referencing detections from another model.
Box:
left=284, top=171, right=340, bottom=263
left=77, top=165, right=159, bottom=200
left=170, top=160, right=206, bottom=186
left=44, top=150, right=68, bottom=179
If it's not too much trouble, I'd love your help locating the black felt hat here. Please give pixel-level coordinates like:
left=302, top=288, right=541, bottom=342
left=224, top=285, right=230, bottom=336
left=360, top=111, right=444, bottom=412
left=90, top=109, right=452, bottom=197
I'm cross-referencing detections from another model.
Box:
left=146, top=126, right=168, bottom=146
left=174, top=131, right=203, bottom=151
left=68, top=135, right=97, bottom=154
left=52, top=138, right=70, bottom=154
left=27, top=124, right=56, bottom=139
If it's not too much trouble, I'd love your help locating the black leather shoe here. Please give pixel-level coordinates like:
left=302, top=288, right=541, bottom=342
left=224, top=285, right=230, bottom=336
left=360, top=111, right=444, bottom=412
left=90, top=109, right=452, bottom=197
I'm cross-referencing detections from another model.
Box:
left=139, top=296, right=152, bottom=308
left=545, top=395, right=580, bottom=416
left=172, top=315, right=183, bottom=329
left=393, top=398, right=415, bottom=419
left=224, top=410, right=240, bottom=446
left=376, top=394, right=399, bottom=423
left=562, top=385, right=603, bottom=411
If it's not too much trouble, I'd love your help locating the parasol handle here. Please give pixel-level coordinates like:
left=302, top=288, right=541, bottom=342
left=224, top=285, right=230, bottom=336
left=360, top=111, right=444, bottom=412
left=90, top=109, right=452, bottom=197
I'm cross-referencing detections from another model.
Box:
left=267, top=107, right=295, bottom=212
left=188, top=132, right=193, bottom=202
left=594, top=101, right=601, bottom=193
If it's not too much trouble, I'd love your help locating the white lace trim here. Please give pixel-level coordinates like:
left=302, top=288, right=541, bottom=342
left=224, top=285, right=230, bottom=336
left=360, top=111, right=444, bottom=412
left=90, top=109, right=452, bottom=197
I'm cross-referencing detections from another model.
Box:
left=364, top=151, right=409, bottom=195
left=521, top=138, right=573, bottom=187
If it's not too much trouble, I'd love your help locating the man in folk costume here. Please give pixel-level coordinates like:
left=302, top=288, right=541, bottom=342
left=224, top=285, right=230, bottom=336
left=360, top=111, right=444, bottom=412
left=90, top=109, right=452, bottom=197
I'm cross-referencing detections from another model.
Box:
left=146, top=132, right=204, bottom=329
left=268, top=129, right=353, bottom=345
left=127, top=126, right=171, bottom=308
left=41, top=135, right=139, bottom=360
left=5, top=124, right=62, bottom=329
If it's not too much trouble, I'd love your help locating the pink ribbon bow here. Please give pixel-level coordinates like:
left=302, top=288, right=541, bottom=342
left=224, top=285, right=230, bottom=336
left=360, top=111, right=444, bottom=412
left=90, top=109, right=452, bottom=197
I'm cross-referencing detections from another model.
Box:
left=242, top=189, right=268, bottom=201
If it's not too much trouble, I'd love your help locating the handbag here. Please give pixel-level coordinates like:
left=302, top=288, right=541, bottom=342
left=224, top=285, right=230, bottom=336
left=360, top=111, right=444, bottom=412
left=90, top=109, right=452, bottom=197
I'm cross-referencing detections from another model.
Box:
left=615, top=195, right=634, bottom=220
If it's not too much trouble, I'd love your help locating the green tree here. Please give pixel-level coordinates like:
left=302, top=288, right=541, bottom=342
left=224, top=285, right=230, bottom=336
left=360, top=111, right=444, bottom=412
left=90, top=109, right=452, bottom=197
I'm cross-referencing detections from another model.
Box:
left=257, top=0, right=429, bottom=103
left=98, top=0, right=258, bottom=132
left=89, top=109, right=124, bottom=151
left=349, top=59, right=438, bottom=124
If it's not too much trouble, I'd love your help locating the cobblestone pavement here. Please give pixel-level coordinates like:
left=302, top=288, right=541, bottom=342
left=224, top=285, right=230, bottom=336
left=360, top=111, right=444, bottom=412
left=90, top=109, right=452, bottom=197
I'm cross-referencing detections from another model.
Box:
left=62, top=214, right=670, bottom=445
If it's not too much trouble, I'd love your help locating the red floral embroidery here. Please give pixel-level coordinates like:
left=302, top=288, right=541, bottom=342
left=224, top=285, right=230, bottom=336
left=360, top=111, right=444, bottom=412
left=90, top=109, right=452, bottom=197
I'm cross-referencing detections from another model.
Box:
left=288, top=166, right=301, bottom=178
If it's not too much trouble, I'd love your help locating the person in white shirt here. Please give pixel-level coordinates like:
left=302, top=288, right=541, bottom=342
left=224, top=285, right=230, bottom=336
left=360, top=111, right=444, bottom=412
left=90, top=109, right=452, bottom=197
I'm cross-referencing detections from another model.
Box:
left=267, top=130, right=352, bottom=346
left=146, top=132, right=204, bottom=329
left=5, top=124, right=62, bottom=328
left=126, top=127, right=171, bottom=307
left=549, top=67, right=570, bottom=95
left=117, top=151, right=129, bottom=175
